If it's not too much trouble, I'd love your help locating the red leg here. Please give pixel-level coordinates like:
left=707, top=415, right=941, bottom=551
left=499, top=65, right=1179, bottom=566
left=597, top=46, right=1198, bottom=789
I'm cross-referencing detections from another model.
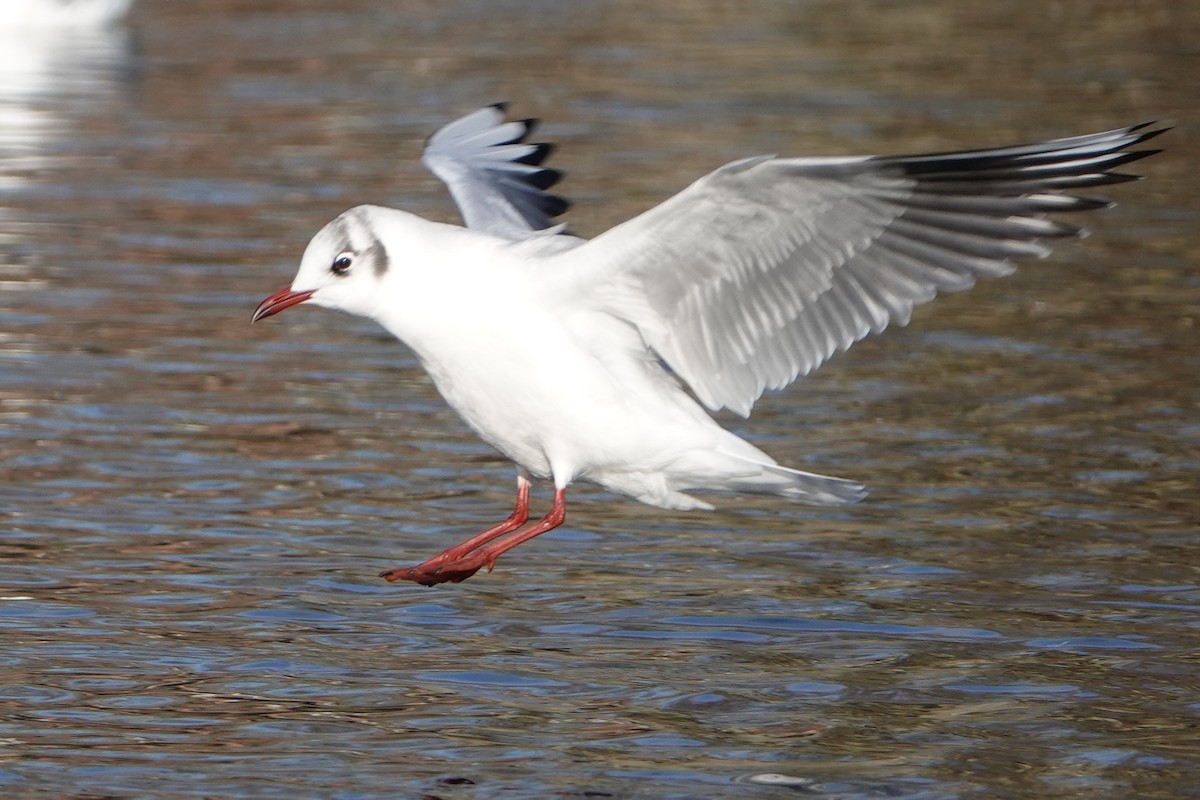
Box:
left=379, top=474, right=531, bottom=583
left=389, top=488, right=567, bottom=587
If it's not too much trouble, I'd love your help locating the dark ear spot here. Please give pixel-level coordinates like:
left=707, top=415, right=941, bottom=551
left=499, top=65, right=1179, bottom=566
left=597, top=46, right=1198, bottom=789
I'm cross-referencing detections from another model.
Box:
left=345, top=206, right=390, bottom=277
left=367, top=237, right=389, bottom=277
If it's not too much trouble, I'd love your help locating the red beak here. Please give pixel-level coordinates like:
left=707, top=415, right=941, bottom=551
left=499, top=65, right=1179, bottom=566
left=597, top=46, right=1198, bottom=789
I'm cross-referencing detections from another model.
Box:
left=253, top=286, right=315, bottom=323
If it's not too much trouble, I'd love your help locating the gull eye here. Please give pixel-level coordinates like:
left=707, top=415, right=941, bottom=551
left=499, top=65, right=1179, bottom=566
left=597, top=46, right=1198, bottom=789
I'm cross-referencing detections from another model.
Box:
left=331, top=253, right=353, bottom=276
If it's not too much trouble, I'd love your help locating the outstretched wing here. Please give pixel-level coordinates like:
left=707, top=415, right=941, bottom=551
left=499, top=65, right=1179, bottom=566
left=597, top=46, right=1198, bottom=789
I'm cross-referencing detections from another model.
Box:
left=422, top=104, right=571, bottom=241
left=569, top=123, right=1165, bottom=416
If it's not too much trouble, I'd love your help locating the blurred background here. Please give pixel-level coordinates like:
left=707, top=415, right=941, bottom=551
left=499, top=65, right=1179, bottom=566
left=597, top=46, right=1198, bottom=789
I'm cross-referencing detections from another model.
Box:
left=1, top=1, right=1197, bottom=798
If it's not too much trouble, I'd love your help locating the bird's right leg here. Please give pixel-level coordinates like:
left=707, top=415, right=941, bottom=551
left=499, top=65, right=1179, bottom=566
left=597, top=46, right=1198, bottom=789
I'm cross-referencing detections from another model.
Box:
left=379, top=472, right=531, bottom=582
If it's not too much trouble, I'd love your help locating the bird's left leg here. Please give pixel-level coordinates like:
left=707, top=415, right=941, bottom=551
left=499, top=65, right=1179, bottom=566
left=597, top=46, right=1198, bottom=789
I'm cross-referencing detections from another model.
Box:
left=379, top=472, right=531, bottom=583
left=387, top=487, right=567, bottom=587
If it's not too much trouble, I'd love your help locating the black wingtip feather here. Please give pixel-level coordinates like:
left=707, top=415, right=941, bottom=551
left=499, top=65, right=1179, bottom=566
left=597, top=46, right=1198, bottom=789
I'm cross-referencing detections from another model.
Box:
left=515, top=142, right=555, bottom=166
left=881, top=124, right=1167, bottom=179
left=1067, top=195, right=1117, bottom=212
left=872, top=124, right=1166, bottom=210
left=524, top=167, right=564, bottom=191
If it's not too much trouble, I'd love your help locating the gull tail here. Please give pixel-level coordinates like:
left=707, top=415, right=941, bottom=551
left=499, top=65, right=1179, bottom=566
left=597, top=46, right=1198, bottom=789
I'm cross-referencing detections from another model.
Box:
left=652, top=444, right=867, bottom=509
left=752, top=463, right=868, bottom=506
left=705, top=450, right=868, bottom=506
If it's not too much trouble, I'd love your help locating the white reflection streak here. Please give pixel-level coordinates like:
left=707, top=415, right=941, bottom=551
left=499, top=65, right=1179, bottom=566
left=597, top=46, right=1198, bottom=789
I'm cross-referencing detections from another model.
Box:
left=0, top=0, right=132, bottom=29
left=0, top=2, right=132, bottom=254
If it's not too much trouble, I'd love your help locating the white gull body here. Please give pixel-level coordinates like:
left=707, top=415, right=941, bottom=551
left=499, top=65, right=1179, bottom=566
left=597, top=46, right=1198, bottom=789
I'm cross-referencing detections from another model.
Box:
left=296, top=204, right=863, bottom=511
left=254, top=106, right=1162, bottom=585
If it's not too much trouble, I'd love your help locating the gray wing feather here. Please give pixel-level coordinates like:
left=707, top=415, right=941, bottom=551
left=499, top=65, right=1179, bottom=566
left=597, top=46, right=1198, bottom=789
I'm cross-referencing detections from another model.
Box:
left=422, top=104, right=571, bottom=240
left=576, top=123, right=1165, bottom=416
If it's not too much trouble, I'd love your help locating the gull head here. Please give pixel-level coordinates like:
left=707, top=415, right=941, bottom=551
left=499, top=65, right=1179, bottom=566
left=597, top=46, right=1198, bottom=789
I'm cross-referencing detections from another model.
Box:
left=253, top=205, right=394, bottom=324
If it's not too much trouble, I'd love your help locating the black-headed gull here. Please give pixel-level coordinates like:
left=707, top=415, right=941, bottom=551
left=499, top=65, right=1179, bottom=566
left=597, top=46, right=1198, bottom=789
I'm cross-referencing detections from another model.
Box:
left=254, top=105, right=1164, bottom=586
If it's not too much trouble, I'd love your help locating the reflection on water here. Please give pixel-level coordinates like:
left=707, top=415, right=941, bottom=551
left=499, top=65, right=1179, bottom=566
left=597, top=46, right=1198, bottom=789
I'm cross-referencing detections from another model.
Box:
left=0, top=18, right=130, bottom=249
left=1, top=0, right=131, bottom=29
left=1, top=1, right=1198, bottom=798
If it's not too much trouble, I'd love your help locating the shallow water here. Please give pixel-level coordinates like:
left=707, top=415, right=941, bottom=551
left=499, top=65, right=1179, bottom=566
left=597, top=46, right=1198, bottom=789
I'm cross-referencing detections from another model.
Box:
left=2, top=1, right=1198, bottom=798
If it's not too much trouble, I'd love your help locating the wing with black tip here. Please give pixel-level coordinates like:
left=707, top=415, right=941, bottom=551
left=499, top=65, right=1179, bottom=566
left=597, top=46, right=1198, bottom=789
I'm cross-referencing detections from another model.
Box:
left=422, top=104, right=571, bottom=241
left=565, top=122, right=1166, bottom=416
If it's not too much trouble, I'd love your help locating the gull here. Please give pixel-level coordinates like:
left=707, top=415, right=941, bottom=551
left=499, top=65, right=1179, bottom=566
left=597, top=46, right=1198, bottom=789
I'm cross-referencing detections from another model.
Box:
left=254, top=105, right=1164, bottom=586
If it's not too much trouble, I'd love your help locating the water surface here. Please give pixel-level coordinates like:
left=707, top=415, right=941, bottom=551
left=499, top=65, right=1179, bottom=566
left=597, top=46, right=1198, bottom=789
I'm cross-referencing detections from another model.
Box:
left=2, top=2, right=1198, bottom=798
